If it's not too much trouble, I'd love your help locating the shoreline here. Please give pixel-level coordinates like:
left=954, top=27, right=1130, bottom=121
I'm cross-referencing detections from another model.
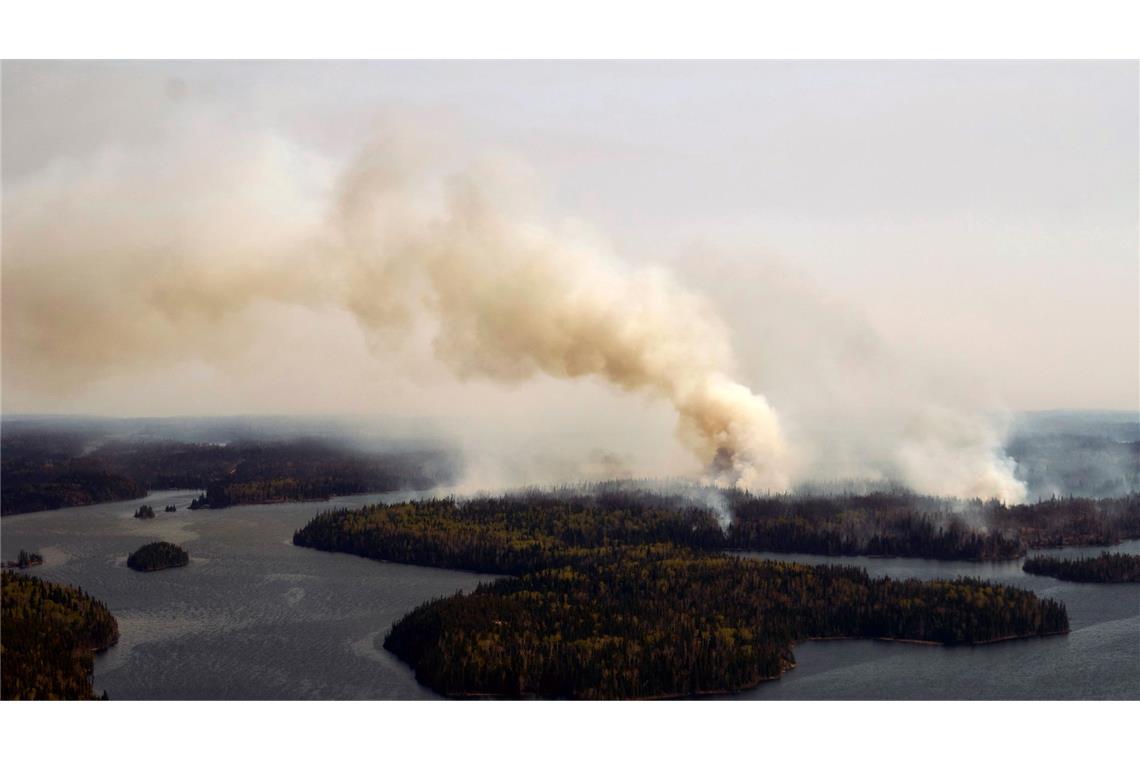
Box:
left=430, top=626, right=1071, bottom=700
left=126, top=563, right=190, bottom=573
left=730, top=538, right=1140, bottom=565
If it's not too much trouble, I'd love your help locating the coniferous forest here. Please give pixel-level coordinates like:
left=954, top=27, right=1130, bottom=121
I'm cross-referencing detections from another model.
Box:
left=4, top=420, right=1134, bottom=564
left=126, top=541, right=190, bottom=572
left=727, top=491, right=1140, bottom=560
left=295, top=490, right=1070, bottom=699
left=1022, top=552, right=1140, bottom=583
left=1, top=427, right=459, bottom=516
left=1, top=572, right=119, bottom=699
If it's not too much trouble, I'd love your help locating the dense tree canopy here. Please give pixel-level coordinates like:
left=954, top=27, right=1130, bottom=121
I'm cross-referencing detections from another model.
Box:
left=1, top=431, right=459, bottom=515
left=1, top=572, right=119, bottom=699
left=991, top=495, right=1140, bottom=548
left=727, top=491, right=1140, bottom=560
left=127, top=541, right=190, bottom=572
left=295, top=488, right=724, bottom=575
left=1023, top=552, right=1140, bottom=583
left=296, top=487, right=1140, bottom=565
left=1, top=462, right=145, bottom=516
left=295, top=489, right=1070, bottom=699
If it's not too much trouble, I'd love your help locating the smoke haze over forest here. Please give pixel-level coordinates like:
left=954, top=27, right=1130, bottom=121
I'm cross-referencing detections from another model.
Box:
left=2, top=61, right=1137, bottom=500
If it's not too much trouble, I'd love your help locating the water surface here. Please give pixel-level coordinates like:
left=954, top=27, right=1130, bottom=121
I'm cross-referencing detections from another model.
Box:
left=733, top=542, right=1140, bottom=699
left=2, top=491, right=494, bottom=699
left=4, top=497, right=1137, bottom=699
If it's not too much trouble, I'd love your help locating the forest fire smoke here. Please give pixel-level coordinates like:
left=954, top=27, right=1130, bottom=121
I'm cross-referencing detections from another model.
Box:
left=2, top=123, right=1028, bottom=501
left=330, top=148, right=791, bottom=491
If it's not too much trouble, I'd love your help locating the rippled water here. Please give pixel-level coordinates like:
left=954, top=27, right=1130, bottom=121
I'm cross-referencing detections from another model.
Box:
left=2, top=491, right=495, bottom=699
left=3, top=495, right=1137, bottom=699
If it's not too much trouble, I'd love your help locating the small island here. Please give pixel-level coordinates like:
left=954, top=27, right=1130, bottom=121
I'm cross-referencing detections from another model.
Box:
left=3, top=550, right=44, bottom=569
left=134, top=504, right=156, bottom=519
left=1023, top=552, right=1140, bottom=583
left=165, top=504, right=177, bottom=513
left=127, top=541, right=190, bottom=572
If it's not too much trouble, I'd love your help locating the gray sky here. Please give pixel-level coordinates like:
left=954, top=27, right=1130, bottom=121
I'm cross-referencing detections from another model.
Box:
left=3, top=60, right=1137, bottom=415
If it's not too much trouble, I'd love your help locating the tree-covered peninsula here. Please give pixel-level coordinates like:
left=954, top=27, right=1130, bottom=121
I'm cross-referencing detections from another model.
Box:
left=727, top=491, right=1140, bottom=561
left=1022, top=552, right=1140, bottom=583
left=127, top=541, right=190, bottom=572
left=1, top=572, right=119, bottom=699
left=294, top=489, right=1070, bottom=699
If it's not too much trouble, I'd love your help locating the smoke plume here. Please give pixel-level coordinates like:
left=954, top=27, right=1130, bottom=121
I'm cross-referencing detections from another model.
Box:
left=2, top=120, right=1025, bottom=501
left=677, top=253, right=1028, bottom=503
left=328, top=144, right=791, bottom=491
left=3, top=129, right=789, bottom=491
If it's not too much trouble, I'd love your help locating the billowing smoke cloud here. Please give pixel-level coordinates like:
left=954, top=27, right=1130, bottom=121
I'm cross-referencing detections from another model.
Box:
left=3, top=127, right=789, bottom=491
left=677, top=253, right=1028, bottom=503
left=328, top=142, right=791, bottom=491
left=2, top=115, right=1024, bottom=501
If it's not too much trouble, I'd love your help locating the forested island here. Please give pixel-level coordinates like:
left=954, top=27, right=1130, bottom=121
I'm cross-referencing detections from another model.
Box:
left=134, top=504, right=156, bottom=519
left=127, top=541, right=190, bottom=572
left=3, top=550, right=44, bottom=569
left=295, top=489, right=1070, bottom=699
left=1022, top=552, right=1140, bottom=583
left=1, top=572, right=119, bottom=699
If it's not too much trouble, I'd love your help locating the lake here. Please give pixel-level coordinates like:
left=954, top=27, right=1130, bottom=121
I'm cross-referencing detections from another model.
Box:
left=3, top=494, right=1137, bottom=699
left=1, top=490, right=496, bottom=699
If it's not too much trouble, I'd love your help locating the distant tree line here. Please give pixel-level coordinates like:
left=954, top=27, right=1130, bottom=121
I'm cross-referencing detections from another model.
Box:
left=0, top=463, right=145, bottom=516
left=990, top=495, right=1140, bottom=548
left=1, top=431, right=459, bottom=515
left=726, top=491, right=1140, bottom=561
left=1, top=572, right=119, bottom=699
left=1022, top=552, right=1140, bottom=583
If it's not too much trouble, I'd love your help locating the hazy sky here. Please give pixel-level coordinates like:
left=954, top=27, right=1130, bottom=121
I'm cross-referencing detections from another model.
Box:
left=3, top=60, right=1137, bottom=420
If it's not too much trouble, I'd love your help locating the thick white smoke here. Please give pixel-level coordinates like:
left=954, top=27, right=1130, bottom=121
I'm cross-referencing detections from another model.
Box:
left=2, top=119, right=1026, bottom=501
left=328, top=145, right=790, bottom=491
left=677, top=253, right=1028, bottom=503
